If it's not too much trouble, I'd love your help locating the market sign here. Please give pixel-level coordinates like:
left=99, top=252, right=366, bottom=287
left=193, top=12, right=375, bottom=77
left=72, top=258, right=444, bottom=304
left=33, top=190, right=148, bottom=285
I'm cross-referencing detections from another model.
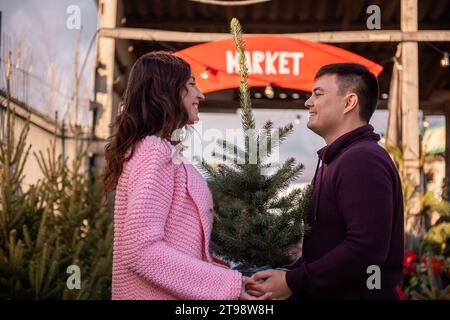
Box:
left=175, top=36, right=383, bottom=93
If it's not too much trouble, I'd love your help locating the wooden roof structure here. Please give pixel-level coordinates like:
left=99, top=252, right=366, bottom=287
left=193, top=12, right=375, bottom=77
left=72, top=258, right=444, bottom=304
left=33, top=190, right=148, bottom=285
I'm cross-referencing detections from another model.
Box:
left=97, top=0, right=450, bottom=114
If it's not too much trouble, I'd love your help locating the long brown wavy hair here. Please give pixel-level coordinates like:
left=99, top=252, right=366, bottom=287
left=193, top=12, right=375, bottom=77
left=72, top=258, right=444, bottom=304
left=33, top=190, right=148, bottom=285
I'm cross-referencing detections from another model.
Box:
left=103, top=51, right=191, bottom=199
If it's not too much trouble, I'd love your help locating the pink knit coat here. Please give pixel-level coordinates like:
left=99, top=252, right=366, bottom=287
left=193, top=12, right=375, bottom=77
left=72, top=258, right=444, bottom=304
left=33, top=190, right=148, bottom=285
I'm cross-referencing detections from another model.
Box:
left=112, top=135, right=242, bottom=300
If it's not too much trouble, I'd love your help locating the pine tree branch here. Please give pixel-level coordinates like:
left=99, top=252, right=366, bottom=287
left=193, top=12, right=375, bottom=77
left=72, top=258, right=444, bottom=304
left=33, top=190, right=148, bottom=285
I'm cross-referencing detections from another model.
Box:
left=230, top=18, right=256, bottom=148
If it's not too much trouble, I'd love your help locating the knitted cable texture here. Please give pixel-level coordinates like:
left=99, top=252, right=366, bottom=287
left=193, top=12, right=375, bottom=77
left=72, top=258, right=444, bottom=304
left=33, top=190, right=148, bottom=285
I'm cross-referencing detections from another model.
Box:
left=112, top=135, right=242, bottom=300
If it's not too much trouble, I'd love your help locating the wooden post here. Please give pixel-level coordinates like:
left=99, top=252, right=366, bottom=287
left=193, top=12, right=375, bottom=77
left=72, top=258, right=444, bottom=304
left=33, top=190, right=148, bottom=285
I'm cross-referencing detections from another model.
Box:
left=94, top=0, right=119, bottom=141
left=401, top=0, right=423, bottom=249
left=401, top=0, right=420, bottom=191
left=446, top=105, right=450, bottom=200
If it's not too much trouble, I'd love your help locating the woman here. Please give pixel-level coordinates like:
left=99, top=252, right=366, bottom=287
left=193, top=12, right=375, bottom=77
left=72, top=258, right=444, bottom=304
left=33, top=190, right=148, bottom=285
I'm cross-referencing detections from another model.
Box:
left=104, top=52, right=269, bottom=300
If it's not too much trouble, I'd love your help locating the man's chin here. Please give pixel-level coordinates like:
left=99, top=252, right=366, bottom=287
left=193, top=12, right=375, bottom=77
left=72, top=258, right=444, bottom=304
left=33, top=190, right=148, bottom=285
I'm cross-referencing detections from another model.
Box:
left=307, top=122, right=321, bottom=135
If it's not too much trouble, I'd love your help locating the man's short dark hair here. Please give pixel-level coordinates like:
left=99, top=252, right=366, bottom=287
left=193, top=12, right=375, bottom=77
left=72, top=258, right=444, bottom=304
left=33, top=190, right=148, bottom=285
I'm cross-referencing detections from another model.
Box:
left=314, top=63, right=379, bottom=123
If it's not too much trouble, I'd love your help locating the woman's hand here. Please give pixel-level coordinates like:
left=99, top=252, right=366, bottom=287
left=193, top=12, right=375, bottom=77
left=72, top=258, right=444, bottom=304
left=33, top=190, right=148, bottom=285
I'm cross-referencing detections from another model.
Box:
left=248, top=270, right=292, bottom=300
left=239, top=276, right=272, bottom=300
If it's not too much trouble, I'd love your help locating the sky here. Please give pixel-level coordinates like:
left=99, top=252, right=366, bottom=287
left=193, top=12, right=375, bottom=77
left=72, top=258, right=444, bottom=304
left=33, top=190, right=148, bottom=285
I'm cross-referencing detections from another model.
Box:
left=0, top=0, right=444, bottom=183
left=0, top=0, right=98, bottom=123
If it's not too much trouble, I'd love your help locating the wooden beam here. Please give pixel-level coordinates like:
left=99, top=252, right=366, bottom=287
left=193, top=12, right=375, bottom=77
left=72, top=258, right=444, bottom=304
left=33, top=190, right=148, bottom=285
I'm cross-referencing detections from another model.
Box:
left=446, top=105, right=450, bottom=200
left=401, top=0, right=418, bottom=32
left=94, top=0, right=118, bottom=140
left=401, top=0, right=421, bottom=222
left=125, top=19, right=450, bottom=32
left=315, top=0, right=329, bottom=22
left=418, top=0, right=433, bottom=21
left=384, top=0, right=399, bottom=23
left=430, top=0, right=449, bottom=21
left=99, top=27, right=450, bottom=43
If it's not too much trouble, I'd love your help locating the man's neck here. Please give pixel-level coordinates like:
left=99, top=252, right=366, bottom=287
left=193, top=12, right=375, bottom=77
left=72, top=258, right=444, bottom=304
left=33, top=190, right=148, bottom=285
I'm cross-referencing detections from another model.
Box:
left=324, top=121, right=367, bottom=145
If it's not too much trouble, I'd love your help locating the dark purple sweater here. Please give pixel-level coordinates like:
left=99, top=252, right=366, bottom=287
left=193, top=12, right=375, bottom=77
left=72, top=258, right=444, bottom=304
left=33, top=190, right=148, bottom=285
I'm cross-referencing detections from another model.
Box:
left=285, top=124, right=404, bottom=299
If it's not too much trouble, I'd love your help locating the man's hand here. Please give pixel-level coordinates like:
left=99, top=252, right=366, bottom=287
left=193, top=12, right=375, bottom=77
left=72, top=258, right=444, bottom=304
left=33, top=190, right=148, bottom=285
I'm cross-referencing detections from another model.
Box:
left=248, top=269, right=293, bottom=300
left=240, top=276, right=272, bottom=300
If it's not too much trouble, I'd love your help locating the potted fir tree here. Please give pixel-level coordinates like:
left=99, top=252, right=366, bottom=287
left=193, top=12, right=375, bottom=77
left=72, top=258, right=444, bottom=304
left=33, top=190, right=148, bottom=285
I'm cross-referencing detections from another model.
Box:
left=199, top=18, right=311, bottom=276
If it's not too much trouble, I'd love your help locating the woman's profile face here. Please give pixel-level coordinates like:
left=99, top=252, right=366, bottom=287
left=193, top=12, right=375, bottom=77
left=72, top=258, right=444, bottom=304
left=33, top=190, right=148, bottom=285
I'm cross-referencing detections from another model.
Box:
left=182, top=74, right=205, bottom=124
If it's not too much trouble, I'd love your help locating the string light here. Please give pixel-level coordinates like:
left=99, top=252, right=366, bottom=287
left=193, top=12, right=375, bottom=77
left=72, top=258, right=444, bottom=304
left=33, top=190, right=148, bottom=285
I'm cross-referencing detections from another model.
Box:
left=441, top=52, right=449, bottom=68
left=200, top=66, right=209, bottom=79
left=264, top=83, right=274, bottom=99
left=293, top=114, right=301, bottom=125
left=425, top=43, right=449, bottom=68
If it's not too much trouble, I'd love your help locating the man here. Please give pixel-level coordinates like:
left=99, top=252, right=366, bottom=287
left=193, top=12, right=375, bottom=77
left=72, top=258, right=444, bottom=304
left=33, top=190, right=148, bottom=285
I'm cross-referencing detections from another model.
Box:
left=248, top=63, right=404, bottom=299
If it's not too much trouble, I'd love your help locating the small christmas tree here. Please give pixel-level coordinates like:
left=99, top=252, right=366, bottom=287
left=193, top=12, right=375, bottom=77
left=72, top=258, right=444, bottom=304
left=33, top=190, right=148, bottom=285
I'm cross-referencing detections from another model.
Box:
left=0, top=50, right=112, bottom=299
left=200, top=19, right=311, bottom=271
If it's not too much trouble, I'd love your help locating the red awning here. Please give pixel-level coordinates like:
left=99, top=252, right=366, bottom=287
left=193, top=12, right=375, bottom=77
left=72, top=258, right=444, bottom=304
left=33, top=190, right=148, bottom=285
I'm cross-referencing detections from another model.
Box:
left=174, top=36, right=383, bottom=94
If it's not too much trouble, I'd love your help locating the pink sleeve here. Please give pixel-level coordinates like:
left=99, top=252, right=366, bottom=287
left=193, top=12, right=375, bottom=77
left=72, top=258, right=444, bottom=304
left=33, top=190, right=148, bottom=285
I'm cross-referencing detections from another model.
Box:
left=121, top=142, right=242, bottom=300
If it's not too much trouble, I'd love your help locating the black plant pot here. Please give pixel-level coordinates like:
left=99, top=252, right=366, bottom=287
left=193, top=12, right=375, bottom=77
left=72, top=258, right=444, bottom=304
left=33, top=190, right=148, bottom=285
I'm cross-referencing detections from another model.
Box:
left=234, top=264, right=272, bottom=277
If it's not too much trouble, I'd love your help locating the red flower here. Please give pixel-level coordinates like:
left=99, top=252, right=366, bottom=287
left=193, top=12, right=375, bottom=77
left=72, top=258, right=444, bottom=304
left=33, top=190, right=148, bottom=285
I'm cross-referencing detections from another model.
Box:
left=403, top=250, right=418, bottom=273
left=404, top=250, right=417, bottom=264
left=420, top=258, right=444, bottom=275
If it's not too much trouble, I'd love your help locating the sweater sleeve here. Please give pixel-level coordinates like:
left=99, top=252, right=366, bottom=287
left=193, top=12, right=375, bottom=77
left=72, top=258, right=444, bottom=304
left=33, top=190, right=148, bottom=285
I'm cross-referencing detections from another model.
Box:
left=122, top=141, right=242, bottom=300
left=285, top=149, right=394, bottom=295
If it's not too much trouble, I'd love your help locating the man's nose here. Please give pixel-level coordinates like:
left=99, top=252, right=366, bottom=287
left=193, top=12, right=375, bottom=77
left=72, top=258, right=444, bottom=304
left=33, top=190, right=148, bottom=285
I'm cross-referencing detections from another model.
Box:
left=198, top=91, right=205, bottom=101
left=304, top=97, right=313, bottom=109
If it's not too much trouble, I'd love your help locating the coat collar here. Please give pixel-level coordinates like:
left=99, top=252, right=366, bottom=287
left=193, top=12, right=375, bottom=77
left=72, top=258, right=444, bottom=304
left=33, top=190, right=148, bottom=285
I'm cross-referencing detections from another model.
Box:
left=317, top=124, right=380, bottom=164
left=182, top=162, right=213, bottom=262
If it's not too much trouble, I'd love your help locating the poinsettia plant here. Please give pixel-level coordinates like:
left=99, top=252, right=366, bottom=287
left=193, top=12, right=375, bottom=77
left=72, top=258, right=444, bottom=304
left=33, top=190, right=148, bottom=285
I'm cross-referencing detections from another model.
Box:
left=399, top=250, right=450, bottom=299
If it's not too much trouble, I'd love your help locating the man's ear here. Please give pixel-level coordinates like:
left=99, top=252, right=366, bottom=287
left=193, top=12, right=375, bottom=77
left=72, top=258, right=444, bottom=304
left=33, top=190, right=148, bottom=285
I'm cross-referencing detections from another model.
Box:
left=343, top=93, right=358, bottom=115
